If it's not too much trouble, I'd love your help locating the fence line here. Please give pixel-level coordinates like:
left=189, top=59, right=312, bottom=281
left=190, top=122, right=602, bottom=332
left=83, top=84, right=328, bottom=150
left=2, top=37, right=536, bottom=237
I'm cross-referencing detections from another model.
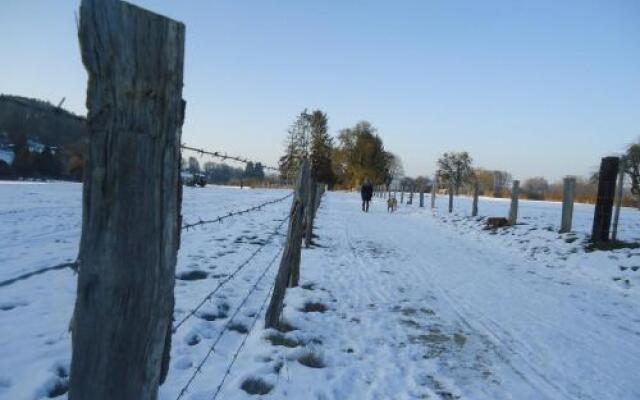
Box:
left=174, top=249, right=281, bottom=400
left=210, top=282, right=274, bottom=400
left=173, top=215, right=289, bottom=332
left=0, top=261, right=77, bottom=288
left=182, top=192, right=293, bottom=231
left=181, top=144, right=279, bottom=171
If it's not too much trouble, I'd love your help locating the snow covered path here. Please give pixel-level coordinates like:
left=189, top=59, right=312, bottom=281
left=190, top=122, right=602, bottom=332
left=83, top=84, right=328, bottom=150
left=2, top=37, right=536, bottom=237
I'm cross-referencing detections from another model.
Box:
left=286, top=192, right=640, bottom=400
left=1, top=184, right=639, bottom=399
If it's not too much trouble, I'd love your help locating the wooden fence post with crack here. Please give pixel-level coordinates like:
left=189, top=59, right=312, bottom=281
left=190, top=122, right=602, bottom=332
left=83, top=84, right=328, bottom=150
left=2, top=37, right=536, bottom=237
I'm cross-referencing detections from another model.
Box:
left=265, top=159, right=309, bottom=329
left=560, top=176, right=576, bottom=233
left=70, top=1, right=185, bottom=399
left=509, top=180, right=520, bottom=225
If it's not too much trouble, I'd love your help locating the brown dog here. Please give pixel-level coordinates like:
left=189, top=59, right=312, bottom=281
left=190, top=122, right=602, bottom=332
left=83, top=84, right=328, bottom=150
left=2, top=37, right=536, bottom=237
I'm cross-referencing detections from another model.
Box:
left=387, top=197, right=398, bottom=212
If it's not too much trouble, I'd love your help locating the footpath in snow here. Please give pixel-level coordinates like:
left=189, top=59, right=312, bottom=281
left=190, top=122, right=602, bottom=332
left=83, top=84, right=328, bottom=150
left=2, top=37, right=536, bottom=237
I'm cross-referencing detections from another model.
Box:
left=1, top=184, right=639, bottom=400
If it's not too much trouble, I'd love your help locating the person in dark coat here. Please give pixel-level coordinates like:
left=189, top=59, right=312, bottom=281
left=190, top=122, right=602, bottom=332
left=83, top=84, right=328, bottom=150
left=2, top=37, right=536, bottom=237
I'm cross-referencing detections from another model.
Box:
left=360, top=177, right=373, bottom=212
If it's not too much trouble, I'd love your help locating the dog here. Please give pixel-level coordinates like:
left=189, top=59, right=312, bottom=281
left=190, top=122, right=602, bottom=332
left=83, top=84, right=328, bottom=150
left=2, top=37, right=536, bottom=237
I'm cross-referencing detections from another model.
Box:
left=387, top=197, right=398, bottom=212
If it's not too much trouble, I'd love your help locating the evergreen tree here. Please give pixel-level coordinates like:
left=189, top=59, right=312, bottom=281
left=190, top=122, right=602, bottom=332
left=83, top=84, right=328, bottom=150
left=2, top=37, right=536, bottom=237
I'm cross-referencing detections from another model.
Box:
left=278, top=110, right=311, bottom=182
left=309, top=110, right=335, bottom=186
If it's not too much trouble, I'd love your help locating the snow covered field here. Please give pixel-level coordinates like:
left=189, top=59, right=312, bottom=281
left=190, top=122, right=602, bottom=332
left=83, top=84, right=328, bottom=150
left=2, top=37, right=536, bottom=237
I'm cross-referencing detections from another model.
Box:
left=1, top=182, right=639, bottom=399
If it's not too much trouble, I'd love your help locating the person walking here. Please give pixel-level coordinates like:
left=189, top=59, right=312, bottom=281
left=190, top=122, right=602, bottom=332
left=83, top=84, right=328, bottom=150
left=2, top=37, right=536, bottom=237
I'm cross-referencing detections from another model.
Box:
left=360, top=177, right=373, bottom=212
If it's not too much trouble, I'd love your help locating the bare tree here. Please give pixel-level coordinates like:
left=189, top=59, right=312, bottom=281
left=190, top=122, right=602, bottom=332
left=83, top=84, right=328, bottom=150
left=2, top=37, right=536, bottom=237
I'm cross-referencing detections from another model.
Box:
left=437, top=151, right=474, bottom=195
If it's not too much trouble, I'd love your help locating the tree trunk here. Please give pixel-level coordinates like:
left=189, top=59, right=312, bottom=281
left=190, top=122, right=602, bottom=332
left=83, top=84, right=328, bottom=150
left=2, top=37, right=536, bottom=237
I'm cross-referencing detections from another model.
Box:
left=70, top=1, right=185, bottom=399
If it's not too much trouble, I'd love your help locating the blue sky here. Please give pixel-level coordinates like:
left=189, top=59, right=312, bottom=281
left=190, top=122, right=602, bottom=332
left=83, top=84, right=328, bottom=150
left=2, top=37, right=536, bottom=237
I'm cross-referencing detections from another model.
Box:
left=1, top=0, right=638, bottom=181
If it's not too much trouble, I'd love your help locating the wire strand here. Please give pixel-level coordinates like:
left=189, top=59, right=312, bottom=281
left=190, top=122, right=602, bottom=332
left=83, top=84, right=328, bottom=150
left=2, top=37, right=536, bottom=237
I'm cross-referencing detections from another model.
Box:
left=181, top=144, right=279, bottom=171
left=174, top=249, right=281, bottom=400
left=173, top=215, right=289, bottom=332
left=181, top=193, right=292, bottom=231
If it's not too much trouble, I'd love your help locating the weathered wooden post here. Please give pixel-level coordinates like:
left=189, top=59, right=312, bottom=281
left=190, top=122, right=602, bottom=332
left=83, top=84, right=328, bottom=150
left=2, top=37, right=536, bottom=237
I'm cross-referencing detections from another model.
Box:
left=304, top=176, right=317, bottom=248
left=472, top=181, right=479, bottom=217
left=591, top=157, right=619, bottom=242
left=70, top=1, right=185, bottom=399
left=611, top=165, right=625, bottom=242
left=560, top=176, right=576, bottom=233
left=408, top=186, right=414, bottom=205
left=400, top=185, right=405, bottom=204
left=431, top=175, right=437, bottom=209
left=265, top=159, right=309, bottom=329
left=509, top=180, right=520, bottom=225
left=448, top=181, right=454, bottom=213
left=419, top=189, right=425, bottom=207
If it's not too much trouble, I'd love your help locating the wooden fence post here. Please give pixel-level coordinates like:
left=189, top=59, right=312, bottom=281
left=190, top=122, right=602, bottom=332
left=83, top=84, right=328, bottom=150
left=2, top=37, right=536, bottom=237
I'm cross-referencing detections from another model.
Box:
left=304, top=177, right=317, bottom=248
left=419, top=189, right=425, bottom=207
left=560, top=176, right=576, bottom=233
left=400, top=185, right=405, bottom=204
left=431, top=175, right=437, bottom=209
left=611, top=165, right=625, bottom=242
left=472, top=181, right=479, bottom=217
left=509, top=180, right=520, bottom=225
left=265, top=159, right=309, bottom=329
left=70, top=1, right=185, bottom=399
left=408, top=186, right=414, bottom=205
left=592, top=156, right=620, bottom=242
left=448, top=181, right=454, bottom=213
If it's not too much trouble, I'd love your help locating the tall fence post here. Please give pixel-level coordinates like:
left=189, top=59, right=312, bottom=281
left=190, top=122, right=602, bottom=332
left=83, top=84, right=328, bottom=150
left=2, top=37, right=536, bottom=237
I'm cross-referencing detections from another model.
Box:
left=408, top=186, right=414, bottom=205
left=304, top=176, right=317, bottom=248
left=419, top=189, right=425, bottom=207
left=431, top=175, right=437, bottom=209
left=591, top=157, right=620, bottom=242
left=265, top=159, right=309, bottom=329
left=70, top=1, right=185, bottom=399
left=509, top=180, right=520, bottom=225
left=400, top=185, right=405, bottom=204
left=611, top=165, right=625, bottom=242
left=472, top=181, right=479, bottom=217
left=560, top=176, right=576, bottom=233
left=448, top=181, right=454, bottom=213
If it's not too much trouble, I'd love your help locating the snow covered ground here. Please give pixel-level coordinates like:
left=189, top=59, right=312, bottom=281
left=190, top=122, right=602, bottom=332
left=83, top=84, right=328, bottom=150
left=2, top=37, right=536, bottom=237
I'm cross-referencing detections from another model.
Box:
left=1, top=183, right=639, bottom=399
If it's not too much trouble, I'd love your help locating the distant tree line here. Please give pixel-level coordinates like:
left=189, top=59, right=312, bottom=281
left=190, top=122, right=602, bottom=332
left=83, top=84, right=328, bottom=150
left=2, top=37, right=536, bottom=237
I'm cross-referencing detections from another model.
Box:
left=431, top=141, right=640, bottom=207
left=182, top=156, right=271, bottom=186
left=279, top=109, right=403, bottom=190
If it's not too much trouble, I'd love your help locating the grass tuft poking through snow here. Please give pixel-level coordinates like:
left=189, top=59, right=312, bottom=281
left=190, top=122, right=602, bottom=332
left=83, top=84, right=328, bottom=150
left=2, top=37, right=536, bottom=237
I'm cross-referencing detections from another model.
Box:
left=301, top=302, right=328, bottom=313
left=240, top=377, right=274, bottom=395
left=264, top=332, right=301, bottom=348
left=175, top=270, right=208, bottom=281
left=297, top=350, right=325, bottom=369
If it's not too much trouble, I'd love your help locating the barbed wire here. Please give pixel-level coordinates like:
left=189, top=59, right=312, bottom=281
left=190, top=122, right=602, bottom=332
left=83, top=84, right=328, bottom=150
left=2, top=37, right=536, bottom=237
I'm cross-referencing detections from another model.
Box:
left=181, top=144, right=279, bottom=171
left=211, top=280, right=274, bottom=400
left=173, top=215, right=289, bottom=332
left=175, top=248, right=281, bottom=400
left=0, top=261, right=77, bottom=288
left=181, top=192, right=293, bottom=231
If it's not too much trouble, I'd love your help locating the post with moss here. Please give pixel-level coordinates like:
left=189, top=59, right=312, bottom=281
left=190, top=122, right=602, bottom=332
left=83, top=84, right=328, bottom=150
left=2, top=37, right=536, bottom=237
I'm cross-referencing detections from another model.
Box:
left=560, top=176, right=576, bottom=233
left=509, top=180, right=520, bottom=225
left=70, top=1, right=185, bottom=399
